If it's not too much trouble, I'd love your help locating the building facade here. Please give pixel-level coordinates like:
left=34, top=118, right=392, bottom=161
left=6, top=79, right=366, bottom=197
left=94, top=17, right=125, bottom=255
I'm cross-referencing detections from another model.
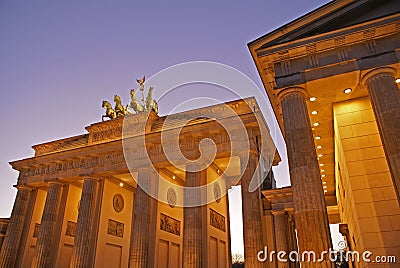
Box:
left=249, top=0, right=400, bottom=267
left=0, top=98, right=279, bottom=268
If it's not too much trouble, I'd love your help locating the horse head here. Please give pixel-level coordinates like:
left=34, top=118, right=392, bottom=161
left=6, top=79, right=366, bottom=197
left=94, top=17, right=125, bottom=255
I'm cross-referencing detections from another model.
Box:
left=114, top=95, right=121, bottom=103
left=130, top=89, right=137, bottom=99
left=102, top=100, right=110, bottom=108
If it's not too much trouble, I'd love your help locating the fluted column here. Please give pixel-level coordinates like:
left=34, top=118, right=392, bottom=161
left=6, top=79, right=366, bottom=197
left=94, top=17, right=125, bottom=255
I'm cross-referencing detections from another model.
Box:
left=363, top=68, right=400, bottom=203
left=0, top=186, right=32, bottom=267
left=129, top=168, right=157, bottom=268
left=32, top=182, right=64, bottom=268
left=240, top=151, right=266, bottom=267
left=272, top=210, right=289, bottom=268
left=287, top=211, right=299, bottom=268
left=182, top=163, right=206, bottom=268
left=279, top=88, right=332, bottom=268
left=70, top=178, right=100, bottom=268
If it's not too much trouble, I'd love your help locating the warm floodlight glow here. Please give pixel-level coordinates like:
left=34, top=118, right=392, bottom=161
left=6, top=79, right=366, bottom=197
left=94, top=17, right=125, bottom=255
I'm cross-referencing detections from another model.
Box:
left=318, top=154, right=323, bottom=157
left=310, top=97, right=317, bottom=102
left=316, top=136, right=321, bottom=140
left=320, top=163, right=325, bottom=167
left=344, top=88, right=352, bottom=94
left=119, top=182, right=124, bottom=187
left=396, top=78, right=400, bottom=83
left=322, top=181, right=327, bottom=184
left=313, top=122, right=319, bottom=127
left=321, top=169, right=325, bottom=172
left=317, top=145, right=322, bottom=149
left=311, top=111, right=318, bottom=115
left=172, top=175, right=176, bottom=180
left=321, top=174, right=326, bottom=177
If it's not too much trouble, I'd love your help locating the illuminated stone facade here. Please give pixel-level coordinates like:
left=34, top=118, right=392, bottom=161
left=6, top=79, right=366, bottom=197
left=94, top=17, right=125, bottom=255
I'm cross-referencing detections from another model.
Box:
left=0, top=98, right=278, bottom=268
left=249, top=0, right=400, bottom=267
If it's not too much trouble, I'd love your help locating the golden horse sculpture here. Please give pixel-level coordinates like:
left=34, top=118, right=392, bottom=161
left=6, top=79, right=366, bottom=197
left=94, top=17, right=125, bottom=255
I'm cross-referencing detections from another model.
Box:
left=113, top=95, right=131, bottom=118
left=101, top=75, right=159, bottom=121
left=102, top=100, right=116, bottom=121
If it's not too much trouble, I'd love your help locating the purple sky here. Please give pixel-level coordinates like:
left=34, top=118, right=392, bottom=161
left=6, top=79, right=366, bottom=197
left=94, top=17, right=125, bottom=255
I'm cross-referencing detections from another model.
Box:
left=0, top=0, right=337, bottom=255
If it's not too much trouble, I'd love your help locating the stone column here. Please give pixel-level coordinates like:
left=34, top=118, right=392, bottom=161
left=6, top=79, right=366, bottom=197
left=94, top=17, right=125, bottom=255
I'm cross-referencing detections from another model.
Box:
left=287, top=211, right=299, bottom=268
left=278, top=88, right=332, bottom=268
left=182, top=163, right=207, bottom=268
left=32, top=181, right=64, bottom=268
left=272, top=210, right=289, bottom=268
left=363, top=68, right=400, bottom=203
left=240, top=151, right=266, bottom=267
left=70, top=178, right=100, bottom=268
left=129, top=168, right=157, bottom=268
left=0, top=186, right=32, bottom=267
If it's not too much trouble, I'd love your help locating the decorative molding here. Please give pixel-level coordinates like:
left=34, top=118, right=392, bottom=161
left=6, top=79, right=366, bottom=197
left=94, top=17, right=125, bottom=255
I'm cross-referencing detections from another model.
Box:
left=113, top=194, right=124, bottom=213
left=361, top=66, right=397, bottom=85
left=167, top=188, right=177, bottom=208
left=213, top=183, right=221, bottom=203
left=32, top=135, right=88, bottom=156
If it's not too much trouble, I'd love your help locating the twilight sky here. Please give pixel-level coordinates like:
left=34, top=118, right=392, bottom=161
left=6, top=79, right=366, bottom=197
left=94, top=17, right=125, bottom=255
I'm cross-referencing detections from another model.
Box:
left=0, top=0, right=336, bottom=255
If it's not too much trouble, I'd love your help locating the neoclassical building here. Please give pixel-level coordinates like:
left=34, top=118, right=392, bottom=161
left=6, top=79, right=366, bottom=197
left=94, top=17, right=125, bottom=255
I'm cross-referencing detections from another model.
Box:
left=1, top=0, right=400, bottom=268
left=0, top=97, right=279, bottom=268
left=249, top=0, right=400, bottom=267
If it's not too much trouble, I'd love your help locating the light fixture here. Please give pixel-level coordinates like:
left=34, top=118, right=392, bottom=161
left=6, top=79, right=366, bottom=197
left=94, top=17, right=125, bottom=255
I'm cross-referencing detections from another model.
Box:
left=321, top=169, right=325, bottom=172
left=322, top=174, right=326, bottom=178
left=217, top=169, right=220, bottom=174
left=320, top=163, right=325, bottom=167
left=395, top=78, right=400, bottom=83
left=311, top=111, right=318, bottom=115
left=324, top=190, right=328, bottom=193
left=322, top=181, right=327, bottom=184
left=310, top=97, right=317, bottom=102
left=318, top=154, right=323, bottom=157
left=172, top=175, right=176, bottom=180
left=313, top=122, right=319, bottom=127
left=344, top=88, right=352, bottom=94
left=317, top=145, right=322, bottom=149
left=119, top=182, right=124, bottom=187
left=323, top=186, right=327, bottom=189
left=316, top=136, right=321, bottom=140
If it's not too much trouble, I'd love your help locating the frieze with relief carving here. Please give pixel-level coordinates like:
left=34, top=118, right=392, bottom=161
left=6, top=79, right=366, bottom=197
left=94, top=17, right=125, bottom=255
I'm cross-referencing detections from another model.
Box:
left=160, top=213, right=180, bottom=236
left=210, top=208, right=225, bottom=232
left=107, top=219, right=124, bottom=238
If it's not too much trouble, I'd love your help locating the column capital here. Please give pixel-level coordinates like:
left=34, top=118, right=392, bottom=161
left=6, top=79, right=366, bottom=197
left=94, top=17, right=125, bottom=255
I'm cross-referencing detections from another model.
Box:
left=46, top=180, right=65, bottom=186
left=81, top=176, right=102, bottom=182
left=361, top=66, right=397, bottom=85
left=277, top=86, right=309, bottom=104
left=271, top=210, right=287, bottom=216
left=14, top=184, right=34, bottom=191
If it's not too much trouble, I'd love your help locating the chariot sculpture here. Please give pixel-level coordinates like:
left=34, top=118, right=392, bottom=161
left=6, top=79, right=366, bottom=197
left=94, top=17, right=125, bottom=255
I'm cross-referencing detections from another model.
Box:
left=102, top=75, right=158, bottom=121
